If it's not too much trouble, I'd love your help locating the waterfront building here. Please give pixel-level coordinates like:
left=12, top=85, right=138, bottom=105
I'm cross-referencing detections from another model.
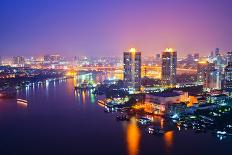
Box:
left=145, top=92, right=181, bottom=105
left=144, top=91, right=188, bottom=116
left=161, top=48, right=177, bottom=87
left=123, top=48, right=141, bottom=91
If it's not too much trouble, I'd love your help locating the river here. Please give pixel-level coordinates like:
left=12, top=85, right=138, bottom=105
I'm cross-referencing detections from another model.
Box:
left=0, top=77, right=231, bottom=155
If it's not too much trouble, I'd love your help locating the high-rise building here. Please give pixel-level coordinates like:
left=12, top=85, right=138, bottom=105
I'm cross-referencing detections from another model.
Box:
left=197, top=61, right=221, bottom=90
left=226, top=51, right=232, bottom=65
left=224, top=62, right=232, bottom=90
left=207, top=68, right=221, bottom=90
left=194, top=53, right=199, bottom=60
left=123, top=48, right=141, bottom=91
left=197, top=60, right=209, bottom=87
left=13, top=56, right=25, bottom=67
left=156, top=54, right=161, bottom=60
left=161, top=48, right=177, bottom=87
left=0, top=56, right=2, bottom=66
left=215, top=48, right=220, bottom=56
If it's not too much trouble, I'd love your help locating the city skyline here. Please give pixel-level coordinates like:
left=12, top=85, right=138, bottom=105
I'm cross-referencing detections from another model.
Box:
left=2, top=1, right=232, bottom=155
left=1, top=0, right=232, bottom=57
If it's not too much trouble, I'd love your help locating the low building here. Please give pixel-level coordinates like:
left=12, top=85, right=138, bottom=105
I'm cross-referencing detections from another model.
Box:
left=146, top=92, right=181, bottom=105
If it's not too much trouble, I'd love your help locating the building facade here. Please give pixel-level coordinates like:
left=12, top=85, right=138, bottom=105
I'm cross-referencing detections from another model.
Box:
left=123, top=48, right=141, bottom=91
left=224, top=62, right=232, bottom=90
left=161, top=48, right=177, bottom=87
left=13, top=56, right=25, bottom=67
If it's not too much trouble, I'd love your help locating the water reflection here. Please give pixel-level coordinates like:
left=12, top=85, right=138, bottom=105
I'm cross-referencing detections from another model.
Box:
left=90, top=90, right=95, bottom=104
left=82, top=91, right=86, bottom=104
left=164, top=131, right=174, bottom=152
left=160, top=118, right=164, bottom=129
left=127, top=117, right=141, bottom=155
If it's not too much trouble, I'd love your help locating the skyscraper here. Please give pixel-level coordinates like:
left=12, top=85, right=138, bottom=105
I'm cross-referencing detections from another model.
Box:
left=161, top=48, right=177, bottom=87
left=224, top=62, right=232, bottom=90
left=123, top=48, right=141, bottom=91
left=226, top=51, right=232, bottom=65
left=0, top=56, right=2, bottom=66
left=197, top=61, right=221, bottom=90
left=194, top=53, right=199, bottom=60
left=215, top=48, right=220, bottom=56
left=197, top=60, right=209, bottom=86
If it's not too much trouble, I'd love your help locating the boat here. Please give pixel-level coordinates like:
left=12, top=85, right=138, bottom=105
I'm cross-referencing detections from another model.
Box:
left=98, top=100, right=106, bottom=107
left=138, top=117, right=152, bottom=125
left=212, top=131, right=232, bottom=136
left=116, top=115, right=130, bottom=121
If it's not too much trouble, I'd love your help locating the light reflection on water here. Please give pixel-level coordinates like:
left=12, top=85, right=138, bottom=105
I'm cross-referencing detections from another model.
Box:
left=164, top=131, right=174, bottom=153
left=126, top=117, right=141, bottom=155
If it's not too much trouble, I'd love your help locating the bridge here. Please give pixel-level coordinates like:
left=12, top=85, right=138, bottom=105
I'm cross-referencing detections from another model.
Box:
left=74, top=65, right=197, bottom=74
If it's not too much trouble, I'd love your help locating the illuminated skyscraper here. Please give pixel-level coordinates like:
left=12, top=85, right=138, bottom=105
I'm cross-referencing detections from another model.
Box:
left=226, top=51, right=232, bottom=65
left=197, top=60, right=209, bottom=86
left=197, top=61, right=221, bottom=90
left=224, top=62, right=232, bottom=90
left=161, top=48, right=177, bottom=87
left=123, top=48, right=141, bottom=91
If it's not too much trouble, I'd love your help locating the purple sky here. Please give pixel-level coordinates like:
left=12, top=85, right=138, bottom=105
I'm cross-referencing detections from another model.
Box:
left=1, top=0, right=232, bottom=57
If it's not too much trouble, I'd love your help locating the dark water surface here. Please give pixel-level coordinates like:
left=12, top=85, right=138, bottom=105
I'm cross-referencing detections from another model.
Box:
left=0, top=78, right=231, bottom=155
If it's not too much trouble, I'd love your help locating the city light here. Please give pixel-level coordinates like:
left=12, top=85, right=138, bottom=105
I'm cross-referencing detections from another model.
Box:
left=1, top=1, right=232, bottom=154
left=165, top=48, right=174, bottom=53
left=129, top=48, right=137, bottom=53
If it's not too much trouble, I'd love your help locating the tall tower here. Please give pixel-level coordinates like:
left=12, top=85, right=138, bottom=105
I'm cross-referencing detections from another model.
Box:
left=224, top=62, right=232, bottom=90
left=161, top=48, right=177, bottom=87
left=197, top=61, right=221, bottom=90
left=123, top=48, right=141, bottom=91
left=227, top=51, right=232, bottom=65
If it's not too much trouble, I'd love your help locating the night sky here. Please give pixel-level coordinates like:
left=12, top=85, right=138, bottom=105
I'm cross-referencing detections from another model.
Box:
left=1, top=0, right=232, bottom=57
